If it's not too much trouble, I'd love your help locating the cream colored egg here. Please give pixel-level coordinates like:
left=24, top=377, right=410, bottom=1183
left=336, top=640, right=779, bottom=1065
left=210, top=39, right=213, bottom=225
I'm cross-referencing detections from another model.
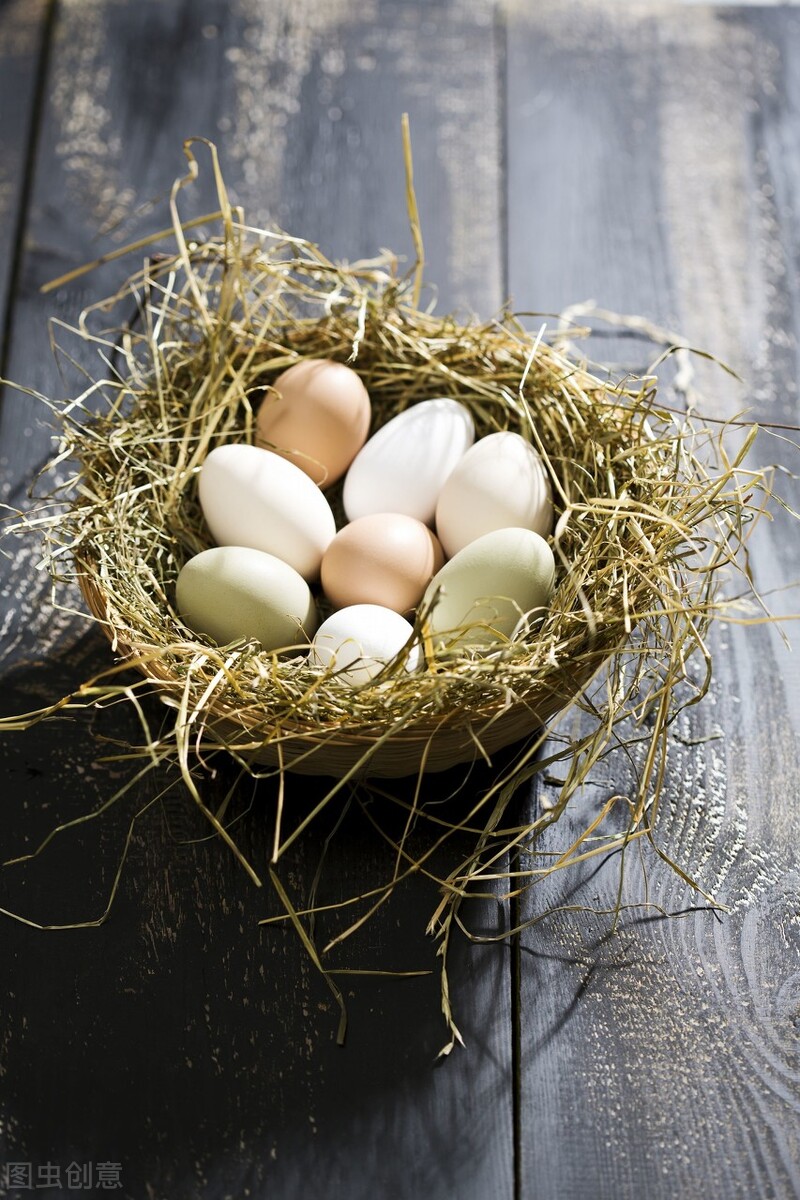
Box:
left=435, top=431, right=553, bottom=558
left=198, top=443, right=335, bottom=581
left=175, top=546, right=317, bottom=651
left=343, top=398, right=475, bottom=524
left=309, top=604, right=419, bottom=687
left=422, top=527, right=555, bottom=650
left=321, top=513, right=444, bottom=614
left=256, top=358, right=371, bottom=487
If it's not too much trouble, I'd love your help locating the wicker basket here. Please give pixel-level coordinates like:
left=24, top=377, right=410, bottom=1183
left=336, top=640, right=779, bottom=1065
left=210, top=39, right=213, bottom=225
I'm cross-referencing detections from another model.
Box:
left=79, top=562, right=621, bottom=779
left=58, top=190, right=665, bottom=788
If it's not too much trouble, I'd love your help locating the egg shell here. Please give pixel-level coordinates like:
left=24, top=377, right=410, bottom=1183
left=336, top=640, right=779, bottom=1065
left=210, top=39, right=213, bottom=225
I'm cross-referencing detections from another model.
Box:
left=256, top=358, right=371, bottom=487
left=321, top=513, right=445, bottom=614
left=198, top=443, right=336, bottom=581
left=343, top=397, right=475, bottom=525
left=422, top=526, right=555, bottom=649
left=309, top=604, right=419, bottom=687
left=435, top=430, right=554, bottom=558
left=175, top=546, right=317, bottom=651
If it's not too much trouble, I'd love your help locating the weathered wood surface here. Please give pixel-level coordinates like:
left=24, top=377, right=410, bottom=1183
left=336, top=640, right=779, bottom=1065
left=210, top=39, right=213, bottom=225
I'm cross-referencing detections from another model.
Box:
left=508, top=5, right=800, bottom=1198
left=0, top=0, right=50, bottom=360
left=1, top=1, right=800, bottom=1199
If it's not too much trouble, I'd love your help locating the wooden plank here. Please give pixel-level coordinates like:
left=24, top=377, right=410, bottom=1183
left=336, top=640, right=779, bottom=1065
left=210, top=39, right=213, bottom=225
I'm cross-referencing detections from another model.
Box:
left=0, top=2, right=513, bottom=1198
left=0, top=0, right=50, bottom=364
left=507, top=5, right=800, bottom=1197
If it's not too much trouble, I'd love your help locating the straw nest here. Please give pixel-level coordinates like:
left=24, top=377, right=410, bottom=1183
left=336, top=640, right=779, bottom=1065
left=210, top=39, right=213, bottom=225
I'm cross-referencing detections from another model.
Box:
left=2, top=138, right=777, bottom=1046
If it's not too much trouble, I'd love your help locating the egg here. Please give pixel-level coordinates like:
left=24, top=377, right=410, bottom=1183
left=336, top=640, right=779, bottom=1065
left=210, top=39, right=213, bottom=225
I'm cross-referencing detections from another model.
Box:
left=309, top=604, right=419, bottom=687
left=434, top=431, right=554, bottom=558
left=175, top=546, right=317, bottom=651
left=422, top=527, right=555, bottom=650
left=256, top=358, right=371, bottom=487
left=321, top=513, right=445, bottom=614
left=198, top=443, right=336, bottom=580
left=343, top=397, right=475, bottom=525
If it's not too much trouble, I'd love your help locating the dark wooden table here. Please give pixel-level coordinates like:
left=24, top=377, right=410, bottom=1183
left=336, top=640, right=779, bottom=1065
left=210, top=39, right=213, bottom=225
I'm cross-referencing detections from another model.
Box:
left=1, top=2, right=799, bottom=1197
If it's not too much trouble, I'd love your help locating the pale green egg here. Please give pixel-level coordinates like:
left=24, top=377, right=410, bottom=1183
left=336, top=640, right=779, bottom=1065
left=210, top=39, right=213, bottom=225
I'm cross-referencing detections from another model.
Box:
left=175, top=546, right=317, bottom=652
left=422, top=527, right=555, bottom=650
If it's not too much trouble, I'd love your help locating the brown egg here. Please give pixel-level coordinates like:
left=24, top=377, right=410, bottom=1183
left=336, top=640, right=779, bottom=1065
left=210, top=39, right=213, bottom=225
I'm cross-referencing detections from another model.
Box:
left=321, top=513, right=445, bottom=614
left=256, top=358, right=371, bottom=488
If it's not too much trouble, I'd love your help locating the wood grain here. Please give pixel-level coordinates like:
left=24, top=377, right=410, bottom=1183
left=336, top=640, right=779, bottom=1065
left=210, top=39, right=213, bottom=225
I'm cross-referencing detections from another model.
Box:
left=0, top=0, right=50, bottom=364
left=0, top=3, right=512, bottom=1198
left=507, top=5, right=800, bottom=1197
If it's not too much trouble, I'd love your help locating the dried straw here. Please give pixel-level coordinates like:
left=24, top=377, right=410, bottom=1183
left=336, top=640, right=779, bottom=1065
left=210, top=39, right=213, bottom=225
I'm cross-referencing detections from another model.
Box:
left=0, top=134, right=783, bottom=1049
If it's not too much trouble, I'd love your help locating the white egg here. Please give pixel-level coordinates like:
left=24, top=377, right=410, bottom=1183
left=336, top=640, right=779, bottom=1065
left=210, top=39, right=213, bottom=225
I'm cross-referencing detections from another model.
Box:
left=175, top=546, right=317, bottom=651
left=309, top=604, right=419, bottom=687
left=198, top=443, right=336, bottom=580
left=422, top=527, right=555, bottom=650
left=435, top=430, right=553, bottom=558
left=343, top=398, right=475, bottom=525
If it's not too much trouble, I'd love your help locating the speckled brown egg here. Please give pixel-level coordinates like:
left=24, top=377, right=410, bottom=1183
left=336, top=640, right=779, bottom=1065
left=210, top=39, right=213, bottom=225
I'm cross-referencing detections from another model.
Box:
left=256, top=358, right=371, bottom=488
left=321, top=513, right=445, bottom=615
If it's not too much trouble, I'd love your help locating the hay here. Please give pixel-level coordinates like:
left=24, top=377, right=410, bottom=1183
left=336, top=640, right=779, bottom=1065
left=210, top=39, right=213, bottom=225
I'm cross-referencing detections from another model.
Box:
left=0, top=134, right=782, bottom=1050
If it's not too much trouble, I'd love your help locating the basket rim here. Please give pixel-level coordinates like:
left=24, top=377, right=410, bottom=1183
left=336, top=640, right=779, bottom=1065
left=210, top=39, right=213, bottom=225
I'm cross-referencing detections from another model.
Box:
left=78, top=567, right=625, bottom=758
